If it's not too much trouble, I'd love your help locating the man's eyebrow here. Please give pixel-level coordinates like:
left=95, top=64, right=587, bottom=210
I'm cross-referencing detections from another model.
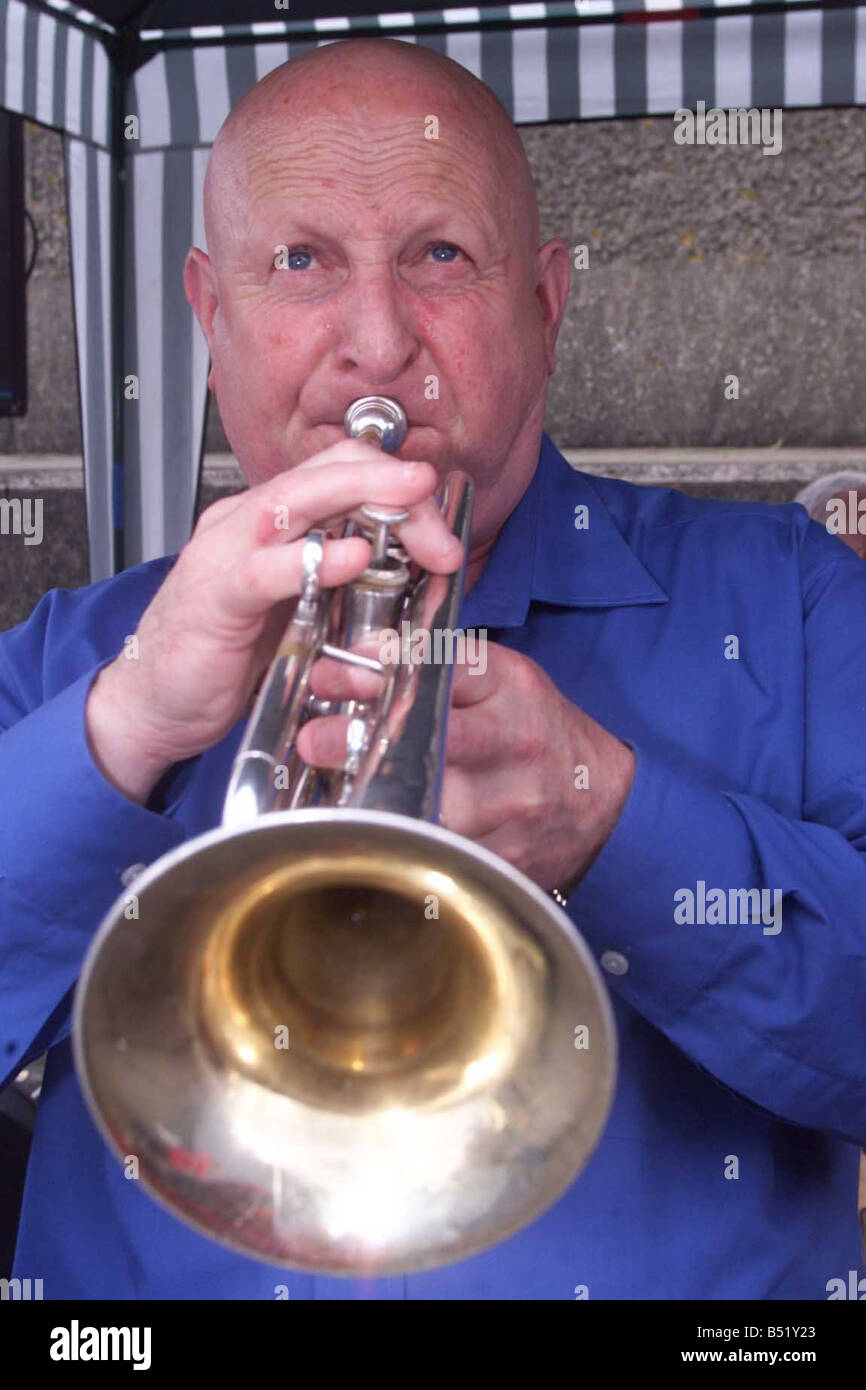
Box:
left=399, top=210, right=495, bottom=243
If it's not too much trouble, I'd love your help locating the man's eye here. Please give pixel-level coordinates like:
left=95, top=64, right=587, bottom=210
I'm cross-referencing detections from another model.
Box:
left=286, top=247, right=314, bottom=270
left=428, top=242, right=461, bottom=263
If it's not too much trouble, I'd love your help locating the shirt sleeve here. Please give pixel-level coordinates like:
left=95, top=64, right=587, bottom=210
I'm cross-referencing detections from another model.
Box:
left=0, top=582, right=187, bottom=1087
left=567, top=520, right=866, bottom=1148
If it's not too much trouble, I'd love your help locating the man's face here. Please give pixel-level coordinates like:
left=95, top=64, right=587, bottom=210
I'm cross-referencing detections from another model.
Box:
left=187, top=91, right=568, bottom=548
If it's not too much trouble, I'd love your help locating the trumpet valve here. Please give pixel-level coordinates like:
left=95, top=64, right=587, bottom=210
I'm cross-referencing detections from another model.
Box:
left=360, top=503, right=411, bottom=567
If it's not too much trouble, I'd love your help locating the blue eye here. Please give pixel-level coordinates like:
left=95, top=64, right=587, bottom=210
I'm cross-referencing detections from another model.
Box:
left=287, top=248, right=313, bottom=270
left=430, top=242, right=460, bottom=262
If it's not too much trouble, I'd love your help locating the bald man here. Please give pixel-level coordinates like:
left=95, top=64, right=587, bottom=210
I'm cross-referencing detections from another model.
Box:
left=2, top=39, right=866, bottom=1302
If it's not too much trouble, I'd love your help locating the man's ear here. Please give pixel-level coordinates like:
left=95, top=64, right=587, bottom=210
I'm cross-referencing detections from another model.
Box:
left=535, top=237, right=571, bottom=376
left=184, top=246, right=218, bottom=389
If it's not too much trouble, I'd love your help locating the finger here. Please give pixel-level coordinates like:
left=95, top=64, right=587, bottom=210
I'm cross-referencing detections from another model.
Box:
left=437, top=765, right=486, bottom=838
left=385, top=494, right=465, bottom=575
left=230, top=536, right=373, bottom=617
left=448, top=649, right=498, bottom=708
left=308, top=637, right=388, bottom=703
left=251, top=450, right=462, bottom=574
left=314, top=493, right=463, bottom=577
left=295, top=712, right=352, bottom=769
left=439, top=765, right=518, bottom=842
left=292, top=437, right=391, bottom=474
left=444, top=704, right=511, bottom=769
left=247, top=448, right=440, bottom=543
left=194, top=491, right=248, bottom=535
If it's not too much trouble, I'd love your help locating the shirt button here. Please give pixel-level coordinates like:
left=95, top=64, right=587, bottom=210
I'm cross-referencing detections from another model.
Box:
left=601, top=951, right=629, bottom=976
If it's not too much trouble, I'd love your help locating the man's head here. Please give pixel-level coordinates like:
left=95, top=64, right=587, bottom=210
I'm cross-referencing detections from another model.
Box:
left=184, top=38, right=570, bottom=557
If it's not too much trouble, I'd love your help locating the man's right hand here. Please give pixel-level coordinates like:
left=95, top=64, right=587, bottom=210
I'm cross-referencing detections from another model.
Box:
left=85, top=439, right=461, bottom=806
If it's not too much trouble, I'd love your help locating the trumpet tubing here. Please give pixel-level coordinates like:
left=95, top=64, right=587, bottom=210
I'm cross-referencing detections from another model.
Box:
left=73, top=397, right=617, bottom=1275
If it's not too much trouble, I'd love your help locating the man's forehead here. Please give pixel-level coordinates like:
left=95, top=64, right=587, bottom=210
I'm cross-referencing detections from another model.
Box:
left=223, top=116, right=507, bottom=230
left=237, top=109, right=503, bottom=190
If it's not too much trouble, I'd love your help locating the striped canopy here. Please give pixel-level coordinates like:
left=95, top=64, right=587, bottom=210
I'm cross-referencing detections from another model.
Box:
left=1, top=0, right=864, bottom=577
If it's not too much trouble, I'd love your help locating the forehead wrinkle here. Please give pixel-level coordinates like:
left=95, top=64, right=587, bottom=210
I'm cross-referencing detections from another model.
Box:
left=234, top=125, right=514, bottom=254
left=243, top=114, right=503, bottom=193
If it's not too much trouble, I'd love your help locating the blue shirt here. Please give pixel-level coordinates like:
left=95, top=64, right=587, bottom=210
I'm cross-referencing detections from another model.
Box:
left=2, top=435, right=866, bottom=1300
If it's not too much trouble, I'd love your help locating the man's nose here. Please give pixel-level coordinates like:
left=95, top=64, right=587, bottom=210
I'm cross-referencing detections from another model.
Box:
left=335, top=270, right=421, bottom=384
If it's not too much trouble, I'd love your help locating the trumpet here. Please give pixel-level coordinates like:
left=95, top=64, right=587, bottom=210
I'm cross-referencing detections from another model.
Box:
left=73, top=397, right=616, bottom=1275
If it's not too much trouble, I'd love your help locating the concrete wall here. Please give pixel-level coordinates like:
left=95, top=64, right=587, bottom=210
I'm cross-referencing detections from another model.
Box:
left=530, top=106, right=866, bottom=448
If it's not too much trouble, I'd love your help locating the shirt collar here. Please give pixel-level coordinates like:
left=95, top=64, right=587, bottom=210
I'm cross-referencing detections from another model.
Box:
left=460, top=433, right=669, bottom=630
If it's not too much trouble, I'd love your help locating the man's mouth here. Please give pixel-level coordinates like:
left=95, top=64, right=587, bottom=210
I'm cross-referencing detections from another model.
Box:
left=317, top=419, right=431, bottom=437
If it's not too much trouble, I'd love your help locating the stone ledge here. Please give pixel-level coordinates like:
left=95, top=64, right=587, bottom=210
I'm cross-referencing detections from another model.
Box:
left=559, top=448, right=866, bottom=484
left=2, top=448, right=866, bottom=492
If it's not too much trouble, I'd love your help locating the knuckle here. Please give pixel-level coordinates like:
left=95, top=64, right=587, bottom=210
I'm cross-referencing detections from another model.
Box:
left=522, top=722, right=547, bottom=762
left=501, top=644, right=532, bottom=687
left=233, top=548, right=269, bottom=603
left=521, top=787, right=548, bottom=829
left=256, top=481, right=294, bottom=531
left=194, top=493, right=238, bottom=532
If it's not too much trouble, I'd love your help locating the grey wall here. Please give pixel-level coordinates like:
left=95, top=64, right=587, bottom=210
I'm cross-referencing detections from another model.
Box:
left=531, top=106, right=866, bottom=448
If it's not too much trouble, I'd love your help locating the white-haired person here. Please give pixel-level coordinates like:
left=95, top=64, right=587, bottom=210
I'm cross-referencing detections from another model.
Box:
left=795, top=471, right=866, bottom=562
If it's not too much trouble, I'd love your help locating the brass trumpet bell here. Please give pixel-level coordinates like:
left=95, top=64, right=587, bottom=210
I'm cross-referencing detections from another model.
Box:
left=75, top=810, right=615, bottom=1274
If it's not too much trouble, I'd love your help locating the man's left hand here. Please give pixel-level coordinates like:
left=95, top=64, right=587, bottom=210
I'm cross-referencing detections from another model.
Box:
left=439, top=643, right=634, bottom=891
left=299, top=640, right=635, bottom=893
